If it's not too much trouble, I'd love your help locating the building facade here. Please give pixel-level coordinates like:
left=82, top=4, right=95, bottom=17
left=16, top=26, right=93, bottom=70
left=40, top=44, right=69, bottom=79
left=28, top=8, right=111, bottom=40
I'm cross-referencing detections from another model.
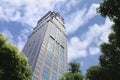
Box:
left=22, top=11, right=67, bottom=80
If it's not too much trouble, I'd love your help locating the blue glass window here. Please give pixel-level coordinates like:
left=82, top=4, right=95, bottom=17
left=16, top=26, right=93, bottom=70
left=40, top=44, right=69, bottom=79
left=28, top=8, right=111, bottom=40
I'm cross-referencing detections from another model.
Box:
left=38, top=54, right=43, bottom=62
left=60, top=33, right=65, bottom=47
left=54, top=57, right=58, bottom=65
left=52, top=64, right=57, bottom=72
left=59, top=68, right=64, bottom=75
left=42, top=66, right=50, bottom=80
left=46, top=51, right=52, bottom=60
left=49, top=37, right=54, bottom=45
left=32, top=76, right=38, bottom=80
left=41, top=46, right=45, bottom=52
left=54, top=48, right=58, bottom=56
left=59, top=62, right=64, bottom=69
left=35, top=66, right=40, bottom=71
left=51, top=72, right=57, bottom=80
left=51, top=23, right=57, bottom=38
left=56, top=43, right=59, bottom=50
left=45, top=58, right=51, bottom=67
left=36, top=61, right=41, bottom=67
left=60, top=46, right=64, bottom=54
left=33, top=71, right=39, bottom=76
left=47, top=43, right=53, bottom=53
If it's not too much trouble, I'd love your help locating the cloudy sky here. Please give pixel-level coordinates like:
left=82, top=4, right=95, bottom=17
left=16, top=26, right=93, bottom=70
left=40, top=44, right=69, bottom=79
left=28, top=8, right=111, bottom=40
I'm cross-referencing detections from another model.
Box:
left=0, top=0, right=113, bottom=74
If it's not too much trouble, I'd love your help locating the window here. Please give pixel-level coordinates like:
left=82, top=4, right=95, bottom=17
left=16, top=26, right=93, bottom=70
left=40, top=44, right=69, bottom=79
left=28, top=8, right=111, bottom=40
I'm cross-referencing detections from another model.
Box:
left=42, top=66, right=50, bottom=80
left=41, top=46, right=45, bottom=52
left=60, top=55, right=64, bottom=62
left=40, top=49, right=44, bottom=54
left=49, top=37, right=54, bottom=45
left=51, top=72, right=57, bottom=80
left=35, top=66, right=40, bottom=71
left=46, top=51, right=52, bottom=60
left=59, top=68, right=64, bottom=75
left=38, top=54, right=43, bottom=62
left=60, top=33, right=65, bottom=47
left=54, top=48, right=58, bottom=56
left=56, top=43, right=59, bottom=49
left=50, top=23, right=57, bottom=38
left=42, top=42, right=46, bottom=48
left=47, top=43, right=53, bottom=53
left=59, top=62, right=64, bottom=69
left=32, top=76, right=38, bottom=80
left=43, top=39, right=47, bottom=45
left=59, top=47, right=64, bottom=62
left=45, top=58, right=51, bottom=67
left=44, top=36, right=48, bottom=42
left=52, top=64, right=57, bottom=72
left=33, top=71, right=39, bottom=76
left=36, top=61, right=41, bottom=67
left=60, top=46, right=64, bottom=54
left=54, top=57, right=58, bottom=65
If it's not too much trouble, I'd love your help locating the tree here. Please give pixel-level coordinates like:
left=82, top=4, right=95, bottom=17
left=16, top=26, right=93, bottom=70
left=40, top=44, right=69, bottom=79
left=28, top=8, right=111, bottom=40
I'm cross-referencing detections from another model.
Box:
left=0, top=34, right=32, bottom=80
left=86, top=0, right=120, bottom=80
left=92, top=0, right=120, bottom=79
left=60, top=61, right=84, bottom=80
left=69, top=61, right=81, bottom=73
left=86, top=66, right=101, bottom=80
left=97, top=0, right=120, bottom=23
left=86, top=66, right=111, bottom=80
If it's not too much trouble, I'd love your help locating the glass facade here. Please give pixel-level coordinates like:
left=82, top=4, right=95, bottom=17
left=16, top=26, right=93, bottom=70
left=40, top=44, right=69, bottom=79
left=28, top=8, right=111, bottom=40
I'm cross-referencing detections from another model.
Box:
left=51, top=72, right=57, bottom=80
left=42, top=66, right=50, bottom=80
left=32, top=76, right=38, bottom=80
left=22, top=11, right=67, bottom=80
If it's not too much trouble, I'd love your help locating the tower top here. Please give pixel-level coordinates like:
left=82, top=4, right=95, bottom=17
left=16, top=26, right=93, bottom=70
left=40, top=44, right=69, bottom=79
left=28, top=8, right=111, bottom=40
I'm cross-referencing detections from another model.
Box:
left=37, top=11, right=64, bottom=25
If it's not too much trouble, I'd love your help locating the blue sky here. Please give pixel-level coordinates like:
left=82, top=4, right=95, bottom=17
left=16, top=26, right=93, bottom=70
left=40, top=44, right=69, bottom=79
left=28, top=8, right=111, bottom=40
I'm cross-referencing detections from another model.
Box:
left=0, top=0, right=113, bottom=74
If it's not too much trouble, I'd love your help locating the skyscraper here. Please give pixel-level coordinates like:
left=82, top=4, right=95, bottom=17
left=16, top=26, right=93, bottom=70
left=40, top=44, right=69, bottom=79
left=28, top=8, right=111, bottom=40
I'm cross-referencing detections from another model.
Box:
left=22, top=11, right=67, bottom=80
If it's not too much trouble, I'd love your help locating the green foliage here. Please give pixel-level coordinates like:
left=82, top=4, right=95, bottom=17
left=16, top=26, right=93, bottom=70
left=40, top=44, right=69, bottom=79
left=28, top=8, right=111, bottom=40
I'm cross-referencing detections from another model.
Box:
left=0, top=34, right=32, bottom=80
left=86, top=66, right=113, bottom=80
left=97, top=0, right=120, bottom=23
left=72, top=73, right=84, bottom=80
left=60, top=61, right=84, bottom=80
left=60, top=73, right=73, bottom=80
left=69, top=61, right=81, bottom=73
left=61, top=73, right=83, bottom=80
left=86, top=0, right=120, bottom=80
left=86, top=66, right=100, bottom=80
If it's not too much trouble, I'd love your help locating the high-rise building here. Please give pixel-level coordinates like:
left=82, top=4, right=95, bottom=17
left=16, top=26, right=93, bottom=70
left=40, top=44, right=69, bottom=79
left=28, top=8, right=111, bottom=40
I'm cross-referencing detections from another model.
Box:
left=22, top=11, right=67, bottom=80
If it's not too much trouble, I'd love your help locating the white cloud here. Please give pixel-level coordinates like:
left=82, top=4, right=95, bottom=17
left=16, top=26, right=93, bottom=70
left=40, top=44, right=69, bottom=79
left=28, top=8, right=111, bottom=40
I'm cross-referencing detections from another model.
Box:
left=66, top=0, right=81, bottom=11
left=68, top=37, right=87, bottom=61
left=89, top=47, right=100, bottom=55
left=16, top=27, right=32, bottom=51
left=66, top=3, right=100, bottom=34
left=66, top=8, right=87, bottom=34
left=16, top=36, right=25, bottom=51
left=85, top=3, right=99, bottom=19
left=0, top=0, right=65, bottom=27
left=84, top=18, right=113, bottom=46
left=68, top=18, right=113, bottom=61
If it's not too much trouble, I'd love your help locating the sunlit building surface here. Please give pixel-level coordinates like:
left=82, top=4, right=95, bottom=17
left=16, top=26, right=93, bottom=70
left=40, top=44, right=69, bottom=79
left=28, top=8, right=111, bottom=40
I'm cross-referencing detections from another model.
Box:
left=22, top=11, right=67, bottom=80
